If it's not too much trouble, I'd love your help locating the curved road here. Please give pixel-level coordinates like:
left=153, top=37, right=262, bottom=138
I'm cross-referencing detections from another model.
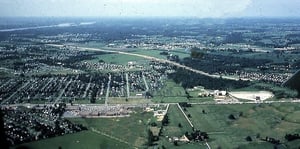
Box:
left=48, top=44, right=239, bottom=81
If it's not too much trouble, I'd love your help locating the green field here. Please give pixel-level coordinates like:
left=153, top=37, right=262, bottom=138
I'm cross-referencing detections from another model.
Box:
left=132, top=49, right=166, bottom=59
left=186, top=89, right=215, bottom=103
left=12, top=131, right=131, bottom=149
left=160, top=103, right=300, bottom=149
left=89, top=53, right=146, bottom=65
left=163, top=105, right=193, bottom=137
left=155, top=104, right=204, bottom=149
left=152, top=80, right=188, bottom=103
left=68, top=111, right=153, bottom=148
left=10, top=103, right=300, bottom=149
left=108, top=97, right=152, bottom=104
left=13, top=109, right=154, bottom=149
left=132, top=49, right=190, bottom=60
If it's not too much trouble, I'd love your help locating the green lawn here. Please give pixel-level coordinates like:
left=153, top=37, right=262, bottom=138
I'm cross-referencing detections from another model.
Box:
left=68, top=109, right=153, bottom=148
left=163, top=105, right=193, bottom=137
left=152, top=80, right=188, bottom=103
left=89, top=53, right=146, bottom=65
left=108, top=97, right=152, bottom=104
left=159, top=103, right=300, bottom=149
left=12, top=109, right=154, bottom=149
left=12, top=131, right=131, bottom=149
left=186, top=89, right=214, bottom=103
left=132, top=49, right=166, bottom=59
left=169, top=49, right=190, bottom=59
left=132, top=48, right=190, bottom=60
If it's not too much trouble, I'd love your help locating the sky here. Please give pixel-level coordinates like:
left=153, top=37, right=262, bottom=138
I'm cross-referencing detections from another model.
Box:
left=0, top=0, right=299, bottom=18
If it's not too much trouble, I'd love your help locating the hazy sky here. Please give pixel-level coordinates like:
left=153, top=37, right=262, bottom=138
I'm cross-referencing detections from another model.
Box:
left=0, top=0, right=299, bottom=18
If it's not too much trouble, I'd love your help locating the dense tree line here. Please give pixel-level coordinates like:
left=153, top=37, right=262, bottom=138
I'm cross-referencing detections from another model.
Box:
left=283, top=70, right=300, bottom=97
left=162, top=114, right=169, bottom=126
left=184, top=130, right=209, bottom=141
left=181, top=53, right=271, bottom=74
left=179, top=102, right=192, bottom=107
left=189, top=47, right=206, bottom=58
left=169, top=68, right=249, bottom=90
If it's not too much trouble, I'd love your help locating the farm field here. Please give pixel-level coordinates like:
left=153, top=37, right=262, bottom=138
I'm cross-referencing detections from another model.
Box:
left=132, top=49, right=190, bottom=60
left=108, top=97, right=152, bottom=104
left=152, top=80, right=188, bottom=103
left=11, top=109, right=154, bottom=149
left=68, top=109, right=153, bottom=148
left=160, top=103, right=300, bottom=149
left=132, top=49, right=166, bottom=59
left=89, top=53, right=146, bottom=64
left=12, top=131, right=131, bottom=149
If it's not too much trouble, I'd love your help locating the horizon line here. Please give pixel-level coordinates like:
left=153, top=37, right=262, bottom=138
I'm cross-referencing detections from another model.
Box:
left=1, top=16, right=300, bottom=19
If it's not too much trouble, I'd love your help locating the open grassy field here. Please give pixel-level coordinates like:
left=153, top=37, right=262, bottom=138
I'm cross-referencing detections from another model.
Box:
left=76, top=41, right=107, bottom=48
left=178, top=103, right=300, bottom=148
left=132, top=49, right=190, bottom=60
left=169, top=49, right=191, bottom=59
left=77, top=41, right=190, bottom=60
left=163, top=105, right=193, bottom=137
left=12, top=109, right=153, bottom=149
left=155, top=104, right=204, bottom=149
left=152, top=80, right=188, bottom=103
left=89, top=53, right=146, bottom=64
left=12, top=131, right=131, bottom=149
left=186, top=89, right=215, bottom=103
left=132, top=49, right=166, bottom=59
left=68, top=109, right=153, bottom=148
left=108, top=97, right=152, bottom=104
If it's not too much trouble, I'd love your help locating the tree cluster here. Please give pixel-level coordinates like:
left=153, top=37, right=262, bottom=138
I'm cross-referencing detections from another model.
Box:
left=262, top=136, right=280, bottom=145
left=190, top=47, right=205, bottom=59
left=182, top=53, right=271, bottom=74
left=147, top=129, right=159, bottom=146
left=285, top=133, right=300, bottom=141
left=185, top=130, right=209, bottom=141
left=162, top=114, right=169, bottom=126
left=169, top=68, right=249, bottom=90
left=179, top=102, right=192, bottom=108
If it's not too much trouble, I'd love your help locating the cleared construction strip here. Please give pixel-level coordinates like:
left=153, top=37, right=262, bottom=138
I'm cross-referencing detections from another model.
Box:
left=176, top=103, right=194, bottom=128
left=125, top=73, right=130, bottom=98
left=105, top=74, right=111, bottom=106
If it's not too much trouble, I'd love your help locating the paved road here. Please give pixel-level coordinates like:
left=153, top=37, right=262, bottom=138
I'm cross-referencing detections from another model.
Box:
left=2, top=99, right=300, bottom=109
left=83, top=75, right=92, bottom=98
left=40, top=78, right=54, bottom=93
left=53, top=78, right=72, bottom=106
left=47, top=44, right=240, bottom=81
